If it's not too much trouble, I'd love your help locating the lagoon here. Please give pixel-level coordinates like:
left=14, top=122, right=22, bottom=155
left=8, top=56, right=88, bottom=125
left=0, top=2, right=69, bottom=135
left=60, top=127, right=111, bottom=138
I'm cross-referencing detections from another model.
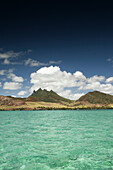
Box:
left=0, top=110, right=113, bottom=169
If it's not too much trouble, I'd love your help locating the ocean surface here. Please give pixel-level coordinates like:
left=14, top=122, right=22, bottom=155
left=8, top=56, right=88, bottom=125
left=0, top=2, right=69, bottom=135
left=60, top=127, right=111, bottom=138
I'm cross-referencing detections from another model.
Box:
left=0, top=110, right=113, bottom=170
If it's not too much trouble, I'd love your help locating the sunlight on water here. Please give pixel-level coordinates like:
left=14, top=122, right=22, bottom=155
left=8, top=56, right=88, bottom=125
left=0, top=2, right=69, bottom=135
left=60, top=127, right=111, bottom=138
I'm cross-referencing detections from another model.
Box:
left=0, top=110, right=113, bottom=169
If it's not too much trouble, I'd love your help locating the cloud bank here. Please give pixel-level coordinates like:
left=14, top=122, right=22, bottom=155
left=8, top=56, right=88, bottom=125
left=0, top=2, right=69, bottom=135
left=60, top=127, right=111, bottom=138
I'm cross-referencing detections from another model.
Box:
left=29, top=66, right=113, bottom=99
left=30, top=66, right=86, bottom=93
left=1, top=65, right=113, bottom=99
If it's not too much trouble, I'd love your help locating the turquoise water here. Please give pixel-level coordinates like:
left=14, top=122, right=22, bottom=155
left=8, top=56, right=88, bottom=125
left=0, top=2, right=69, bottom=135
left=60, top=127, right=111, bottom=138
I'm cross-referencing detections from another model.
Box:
left=0, top=110, right=113, bottom=170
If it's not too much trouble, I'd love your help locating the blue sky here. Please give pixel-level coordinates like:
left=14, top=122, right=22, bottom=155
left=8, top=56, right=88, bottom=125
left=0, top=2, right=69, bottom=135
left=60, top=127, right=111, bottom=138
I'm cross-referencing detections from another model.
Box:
left=0, top=1, right=113, bottom=99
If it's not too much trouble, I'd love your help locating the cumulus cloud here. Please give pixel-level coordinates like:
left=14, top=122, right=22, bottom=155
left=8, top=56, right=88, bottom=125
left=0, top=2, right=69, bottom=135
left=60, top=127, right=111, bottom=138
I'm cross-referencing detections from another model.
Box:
left=99, top=84, right=113, bottom=94
left=79, top=81, right=113, bottom=94
left=0, top=70, right=6, bottom=75
left=78, top=74, right=113, bottom=94
left=29, top=65, right=113, bottom=99
left=58, top=90, right=84, bottom=100
left=74, top=71, right=86, bottom=80
left=106, top=77, right=113, bottom=83
left=3, top=82, right=22, bottom=90
left=30, top=66, right=86, bottom=99
left=31, top=66, right=73, bottom=92
left=7, top=73, right=24, bottom=82
left=0, top=82, right=1, bottom=87
left=87, top=75, right=105, bottom=83
left=79, top=82, right=101, bottom=90
left=1, top=64, right=113, bottom=99
left=17, top=91, right=27, bottom=96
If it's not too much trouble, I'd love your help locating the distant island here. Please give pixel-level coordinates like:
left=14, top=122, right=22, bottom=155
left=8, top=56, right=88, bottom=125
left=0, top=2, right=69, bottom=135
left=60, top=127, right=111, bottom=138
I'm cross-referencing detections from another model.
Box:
left=0, top=88, right=113, bottom=110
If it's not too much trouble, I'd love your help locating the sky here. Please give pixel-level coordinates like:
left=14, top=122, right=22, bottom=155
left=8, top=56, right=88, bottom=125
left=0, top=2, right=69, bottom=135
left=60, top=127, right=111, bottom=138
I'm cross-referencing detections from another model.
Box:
left=0, top=1, right=113, bottom=99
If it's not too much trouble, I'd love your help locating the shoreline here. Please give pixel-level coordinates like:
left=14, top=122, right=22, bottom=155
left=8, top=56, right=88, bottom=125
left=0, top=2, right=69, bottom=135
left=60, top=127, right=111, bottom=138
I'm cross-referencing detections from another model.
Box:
left=0, top=107, right=113, bottom=111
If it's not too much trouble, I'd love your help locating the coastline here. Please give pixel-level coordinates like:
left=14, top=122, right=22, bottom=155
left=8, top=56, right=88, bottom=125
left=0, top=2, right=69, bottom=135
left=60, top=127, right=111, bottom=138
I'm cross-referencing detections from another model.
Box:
left=0, top=106, right=113, bottom=111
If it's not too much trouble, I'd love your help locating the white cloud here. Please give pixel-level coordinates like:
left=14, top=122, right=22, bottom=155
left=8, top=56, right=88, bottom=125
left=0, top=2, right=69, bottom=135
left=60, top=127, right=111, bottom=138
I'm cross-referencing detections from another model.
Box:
left=107, top=57, right=113, bottom=63
left=58, top=90, right=84, bottom=100
left=106, top=77, right=113, bottom=83
left=11, top=95, right=16, bottom=98
left=25, top=58, right=47, bottom=67
left=69, top=93, right=85, bottom=100
left=35, top=65, right=60, bottom=75
left=0, top=50, right=22, bottom=59
left=0, top=70, right=6, bottom=75
left=0, top=82, right=1, bottom=87
left=12, top=75, right=24, bottom=82
left=74, top=71, right=86, bottom=80
left=25, top=58, right=62, bottom=67
left=0, top=69, right=14, bottom=76
left=107, top=58, right=112, bottom=62
left=79, top=81, right=113, bottom=94
left=3, top=59, right=23, bottom=65
left=87, top=75, right=105, bottom=83
left=3, top=59, right=10, bottom=64
left=0, top=50, right=30, bottom=65
left=3, top=82, right=22, bottom=90
left=8, top=69, right=14, bottom=73
left=17, top=91, right=27, bottom=96
left=30, top=66, right=86, bottom=99
left=98, top=84, right=113, bottom=94
left=79, top=82, right=101, bottom=90
left=78, top=75, right=113, bottom=94
left=2, top=64, right=113, bottom=100
left=7, top=73, right=24, bottom=82
left=29, top=65, right=113, bottom=99
left=31, top=66, right=71, bottom=92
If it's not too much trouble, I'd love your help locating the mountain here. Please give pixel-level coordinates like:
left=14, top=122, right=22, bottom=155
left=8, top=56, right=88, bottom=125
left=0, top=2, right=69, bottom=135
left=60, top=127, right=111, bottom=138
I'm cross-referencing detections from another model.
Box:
left=0, top=95, right=25, bottom=106
left=28, top=88, right=72, bottom=103
left=1, top=90, right=113, bottom=110
left=77, top=91, right=113, bottom=104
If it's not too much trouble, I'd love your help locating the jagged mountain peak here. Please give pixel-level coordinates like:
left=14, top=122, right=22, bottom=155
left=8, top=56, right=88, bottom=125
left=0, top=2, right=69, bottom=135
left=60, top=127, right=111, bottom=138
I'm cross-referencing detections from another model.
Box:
left=30, top=88, right=72, bottom=103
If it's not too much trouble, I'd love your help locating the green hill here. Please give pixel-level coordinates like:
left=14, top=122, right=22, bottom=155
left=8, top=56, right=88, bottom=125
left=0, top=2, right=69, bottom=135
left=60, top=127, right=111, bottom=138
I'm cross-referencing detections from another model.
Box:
left=1, top=90, right=113, bottom=110
left=0, top=95, right=25, bottom=106
left=77, top=91, right=113, bottom=104
left=28, top=88, right=72, bottom=103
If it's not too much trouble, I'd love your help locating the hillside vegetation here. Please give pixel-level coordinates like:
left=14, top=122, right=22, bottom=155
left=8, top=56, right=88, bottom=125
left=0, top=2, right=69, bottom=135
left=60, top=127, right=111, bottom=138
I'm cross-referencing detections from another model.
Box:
left=78, top=91, right=113, bottom=104
left=29, top=88, right=72, bottom=104
left=1, top=89, right=113, bottom=110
